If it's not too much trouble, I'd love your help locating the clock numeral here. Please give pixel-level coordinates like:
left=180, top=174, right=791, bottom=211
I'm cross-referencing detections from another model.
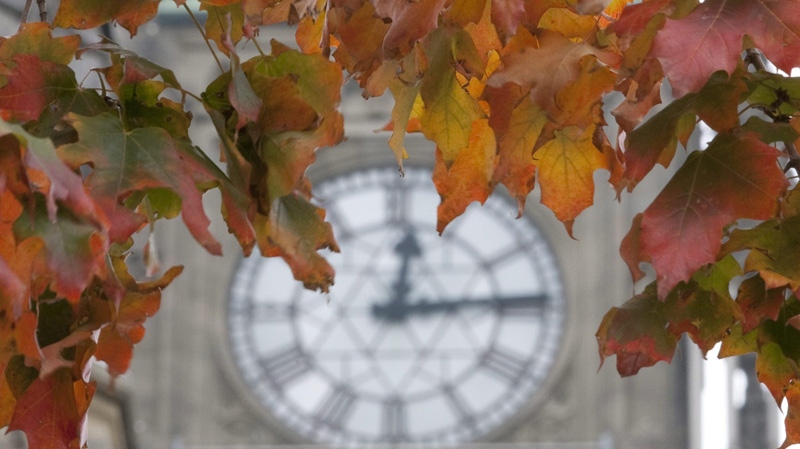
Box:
left=481, top=347, right=528, bottom=383
left=259, top=346, right=312, bottom=388
left=315, top=386, right=356, bottom=428
left=382, top=397, right=407, bottom=442
left=442, top=385, right=475, bottom=426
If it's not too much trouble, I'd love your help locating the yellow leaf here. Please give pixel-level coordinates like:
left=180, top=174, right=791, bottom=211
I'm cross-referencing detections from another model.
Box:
left=535, top=125, right=609, bottom=235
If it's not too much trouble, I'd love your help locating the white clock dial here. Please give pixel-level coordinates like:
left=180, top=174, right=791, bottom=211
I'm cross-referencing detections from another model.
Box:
left=227, top=165, right=566, bottom=445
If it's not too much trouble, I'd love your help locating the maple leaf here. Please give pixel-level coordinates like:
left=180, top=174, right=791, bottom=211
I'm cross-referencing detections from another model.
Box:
left=53, top=0, right=161, bottom=36
left=491, top=92, right=548, bottom=216
left=596, top=284, right=678, bottom=376
left=434, top=119, right=498, bottom=233
left=535, top=125, right=610, bottom=235
left=256, top=194, right=339, bottom=292
left=630, top=132, right=787, bottom=298
left=95, top=258, right=182, bottom=376
left=757, top=342, right=799, bottom=406
left=723, top=215, right=800, bottom=292
left=621, top=70, right=748, bottom=190
left=202, top=2, right=245, bottom=55
left=13, top=196, right=105, bottom=302
left=736, top=275, right=785, bottom=333
left=663, top=282, right=740, bottom=354
left=488, top=30, right=618, bottom=118
left=373, top=0, right=448, bottom=57
left=80, top=38, right=182, bottom=97
left=650, top=0, right=800, bottom=98
left=0, top=23, right=80, bottom=66
left=719, top=323, right=757, bottom=358
left=420, top=29, right=485, bottom=166
left=7, top=368, right=94, bottom=449
left=58, top=113, right=222, bottom=254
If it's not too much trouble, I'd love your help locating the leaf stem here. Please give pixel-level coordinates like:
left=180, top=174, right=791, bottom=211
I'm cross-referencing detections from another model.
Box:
left=252, top=37, right=266, bottom=57
left=183, top=3, right=225, bottom=74
left=36, top=0, right=46, bottom=22
left=20, top=0, right=32, bottom=26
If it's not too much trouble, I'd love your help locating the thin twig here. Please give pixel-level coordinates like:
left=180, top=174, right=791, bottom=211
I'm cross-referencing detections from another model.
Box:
left=182, top=3, right=225, bottom=74
left=252, top=37, right=266, bottom=57
left=36, top=0, right=46, bottom=22
left=20, top=0, right=33, bottom=26
left=784, top=142, right=800, bottom=175
left=744, top=48, right=767, bottom=72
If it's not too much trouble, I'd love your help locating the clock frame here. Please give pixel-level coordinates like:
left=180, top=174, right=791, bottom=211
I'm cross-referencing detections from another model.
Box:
left=223, top=141, right=574, bottom=446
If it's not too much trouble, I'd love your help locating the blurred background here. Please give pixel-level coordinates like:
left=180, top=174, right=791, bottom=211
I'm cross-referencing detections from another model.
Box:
left=0, top=2, right=785, bottom=448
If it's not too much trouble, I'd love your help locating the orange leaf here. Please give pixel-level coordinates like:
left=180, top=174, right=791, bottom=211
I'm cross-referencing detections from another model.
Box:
left=434, top=119, right=498, bottom=233
left=535, top=125, right=609, bottom=235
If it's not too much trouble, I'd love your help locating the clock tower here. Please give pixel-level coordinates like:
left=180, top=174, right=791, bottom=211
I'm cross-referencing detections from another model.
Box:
left=0, top=9, right=691, bottom=449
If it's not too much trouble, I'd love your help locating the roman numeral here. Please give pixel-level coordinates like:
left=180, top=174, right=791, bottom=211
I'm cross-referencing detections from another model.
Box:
left=481, top=347, right=528, bottom=383
left=382, top=397, right=407, bottom=442
left=259, top=345, right=312, bottom=389
left=315, top=386, right=356, bottom=428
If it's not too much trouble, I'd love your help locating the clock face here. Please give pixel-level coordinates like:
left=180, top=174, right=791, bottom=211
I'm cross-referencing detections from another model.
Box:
left=227, top=165, right=567, bottom=445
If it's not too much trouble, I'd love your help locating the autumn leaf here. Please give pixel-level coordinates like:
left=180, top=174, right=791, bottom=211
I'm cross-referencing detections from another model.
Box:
left=373, top=0, right=448, bottom=57
left=491, top=93, right=548, bottom=216
left=202, top=2, right=245, bottom=55
left=621, top=70, right=748, bottom=190
left=650, top=0, right=800, bottom=98
left=95, top=259, right=182, bottom=376
left=535, top=125, right=609, bottom=235
left=757, top=342, right=799, bottom=406
left=54, top=0, right=161, bottom=35
left=736, top=275, right=785, bottom=333
left=663, top=282, right=740, bottom=354
left=58, top=113, right=222, bottom=255
left=81, top=38, right=182, bottom=92
left=488, top=30, right=618, bottom=118
left=723, top=215, right=800, bottom=292
left=0, top=23, right=80, bottom=66
left=7, top=368, right=94, bottom=449
left=434, top=119, right=497, bottom=233
left=420, top=30, right=485, bottom=166
left=596, top=284, right=678, bottom=376
left=13, top=196, right=105, bottom=302
left=633, top=132, right=787, bottom=298
left=257, top=194, right=339, bottom=292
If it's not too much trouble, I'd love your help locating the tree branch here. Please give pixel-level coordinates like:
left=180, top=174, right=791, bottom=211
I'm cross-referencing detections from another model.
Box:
left=744, top=48, right=767, bottom=72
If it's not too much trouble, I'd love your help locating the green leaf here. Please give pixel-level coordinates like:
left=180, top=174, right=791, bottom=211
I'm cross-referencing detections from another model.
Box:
left=58, top=113, right=222, bottom=254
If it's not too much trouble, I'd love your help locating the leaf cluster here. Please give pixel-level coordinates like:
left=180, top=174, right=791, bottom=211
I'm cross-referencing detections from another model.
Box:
left=1, top=0, right=800, bottom=447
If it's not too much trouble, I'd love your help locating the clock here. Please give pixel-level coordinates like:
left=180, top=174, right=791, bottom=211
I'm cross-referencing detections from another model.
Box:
left=226, top=155, right=568, bottom=446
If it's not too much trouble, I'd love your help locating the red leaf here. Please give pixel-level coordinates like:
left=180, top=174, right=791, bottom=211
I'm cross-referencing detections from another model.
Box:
left=0, top=56, right=63, bottom=123
left=373, top=0, right=448, bottom=56
left=635, top=132, right=787, bottom=298
left=651, top=0, right=800, bottom=98
left=8, top=368, right=94, bottom=449
left=596, top=285, right=678, bottom=376
left=736, top=275, right=785, bottom=333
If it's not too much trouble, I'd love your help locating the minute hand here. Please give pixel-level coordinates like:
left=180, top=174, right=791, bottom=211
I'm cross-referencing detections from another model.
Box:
left=371, top=294, right=549, bottom=320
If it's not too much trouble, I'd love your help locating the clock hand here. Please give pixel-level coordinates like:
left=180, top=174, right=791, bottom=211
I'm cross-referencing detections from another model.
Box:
left=380, top=230, right=421, bottom=322
left=371, top=294, right=550, bottom=321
